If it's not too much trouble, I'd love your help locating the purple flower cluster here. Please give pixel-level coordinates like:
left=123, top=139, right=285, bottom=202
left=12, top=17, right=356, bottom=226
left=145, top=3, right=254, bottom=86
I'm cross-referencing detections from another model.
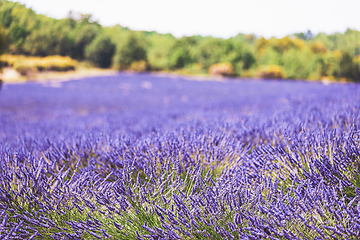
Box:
left=0, top=74, right=359, bottom=239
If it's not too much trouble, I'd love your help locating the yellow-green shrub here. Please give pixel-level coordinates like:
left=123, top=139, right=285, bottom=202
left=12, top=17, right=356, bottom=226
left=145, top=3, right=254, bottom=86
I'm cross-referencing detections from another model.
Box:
left=129, top=60, right=149, bottom=72
left=255, top=65, right=286, bottom=79
left=0, top=54, right=19, bottom=66
left=209, top=62, right=235, bottom=76
left=354, top=55, right=360, bottom=64
left=39, top=56, right=77, bottom=71
left=310, top=41, right=327, bottom=54
left=256, top=36, right=305, bottom=55
left=1, top=55, right=78, bottom=76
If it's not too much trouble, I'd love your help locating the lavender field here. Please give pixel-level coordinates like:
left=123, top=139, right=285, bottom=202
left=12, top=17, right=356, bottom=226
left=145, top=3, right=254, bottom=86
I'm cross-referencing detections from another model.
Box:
left=0, top=74, right=360, bottom=239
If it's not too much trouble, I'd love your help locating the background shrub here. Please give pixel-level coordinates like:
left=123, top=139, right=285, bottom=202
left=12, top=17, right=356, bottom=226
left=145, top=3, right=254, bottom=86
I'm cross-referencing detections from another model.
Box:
left=209, top=62, right=235, bottom=76
left=9, top=55, right=78, bottom=76
left=129, top=60, right=149, bottom=72
left=40, top=56, right=77, bottom=71
left=255, top=65, right=286, bottom=79
left=0, top=54, right=18, bottom=66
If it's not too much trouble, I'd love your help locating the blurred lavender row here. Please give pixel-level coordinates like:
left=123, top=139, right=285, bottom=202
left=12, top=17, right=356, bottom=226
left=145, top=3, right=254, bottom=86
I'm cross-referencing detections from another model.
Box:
left=0, top=74, right=360, bottom=239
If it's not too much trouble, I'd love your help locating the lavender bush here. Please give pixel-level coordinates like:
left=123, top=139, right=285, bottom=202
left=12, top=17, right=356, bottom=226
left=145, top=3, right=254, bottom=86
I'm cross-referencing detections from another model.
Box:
left=0, top=74, right=359, bottom=239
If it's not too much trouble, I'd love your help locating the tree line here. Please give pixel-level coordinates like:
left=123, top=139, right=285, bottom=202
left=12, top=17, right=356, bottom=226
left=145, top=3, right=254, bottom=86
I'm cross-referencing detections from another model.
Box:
left=0, top=0, right=360, bottom=81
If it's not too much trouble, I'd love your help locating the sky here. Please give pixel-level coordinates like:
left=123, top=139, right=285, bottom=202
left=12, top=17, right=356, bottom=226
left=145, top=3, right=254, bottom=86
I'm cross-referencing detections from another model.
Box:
left=15, top=0, right=360, bottom=39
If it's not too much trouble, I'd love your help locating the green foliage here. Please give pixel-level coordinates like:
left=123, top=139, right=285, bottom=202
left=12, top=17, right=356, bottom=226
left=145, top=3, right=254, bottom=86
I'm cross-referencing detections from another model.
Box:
left=0, top=25, right=5, bottom=55
left=197, top=37, right=228, bottom=70
left=198, top=38, right=243, bottom=71
left=85, top=34, right=115, bottom=68
left=68, top=16, right=100, bottom=60
left=258, top=47, right=283, bottom=66
left=147, top=34, right=176, bottom=70
left=282, top=48, right=310, bottom=79
left=242, top=51, right=255, bottom=70
left=0, top=1, right=101, bottom=58
left=168, top=36, right=198, bottom=69
left=114, top=33, right=147, bottom=70
left=294, top=30, right=313, bottom=40
left=334, top=51, right=360, bottom=81
left=0, top=1, right=40, bottom=53
left=23, top=19, right=73, bottom=56
left=314, top=29, right=360, bottom=55
left=179, top=37, right=255, bottom=76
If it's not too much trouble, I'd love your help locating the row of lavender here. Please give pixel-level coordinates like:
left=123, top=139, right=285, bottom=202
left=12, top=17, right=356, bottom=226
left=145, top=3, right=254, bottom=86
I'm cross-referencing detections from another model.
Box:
left=0, top=74, right=359, bottom=239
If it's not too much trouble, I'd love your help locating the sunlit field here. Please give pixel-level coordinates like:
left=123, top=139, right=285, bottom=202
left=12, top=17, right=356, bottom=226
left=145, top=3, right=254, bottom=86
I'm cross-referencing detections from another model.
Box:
left=0, top=74, right=360, bottom=239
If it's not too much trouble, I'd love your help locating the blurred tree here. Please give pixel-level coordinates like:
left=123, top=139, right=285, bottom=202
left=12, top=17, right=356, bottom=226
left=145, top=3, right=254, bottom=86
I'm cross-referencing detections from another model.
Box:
left=242, top=52, right=255, bottom=70
left=0, top=25, right=6, bottom=54
left=272, top=37, right=304, bottom=53
left=305, top=30, right=313, bottom=40
left=0, top=1, right=39, bottom=53
left=245, top=34, right=257, bottom=44
left=334, top=51, right=360, bottom=81
left=147, top=34, right=176, bottom=70
left=282, top=48, right=310, bottom=79
left=115, top=32, right=147, bottom=69
left=197, top=37, right=225, bottom=69
left=313, top=29, right=360, bottom=56
left=85, top=34, right=115, bottom=68
left=23, top=19, right=73, bottom=56
left=0, top=1, right=13, bottom=28
left=69, top=23, right=99, bottom=60
left=219, top=39, right=249, bottom=74
left=197, top=38, right=249, bottom=72
left=0, top=24, right=5, bottom=89
left=294, top=32, right=306, bottom=40
left=294, top=30, right=313, bottom=40
left=255, top=37, right=268, bottom=55
left=168, top=36, right=198, bottom=69
left=258, top=47, right=282, bottom=66
left=310, top=41, right=327, bottom=54
left=67, top=13, right=101, bottom=60
left=257, top=36, right=305, bottom=56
